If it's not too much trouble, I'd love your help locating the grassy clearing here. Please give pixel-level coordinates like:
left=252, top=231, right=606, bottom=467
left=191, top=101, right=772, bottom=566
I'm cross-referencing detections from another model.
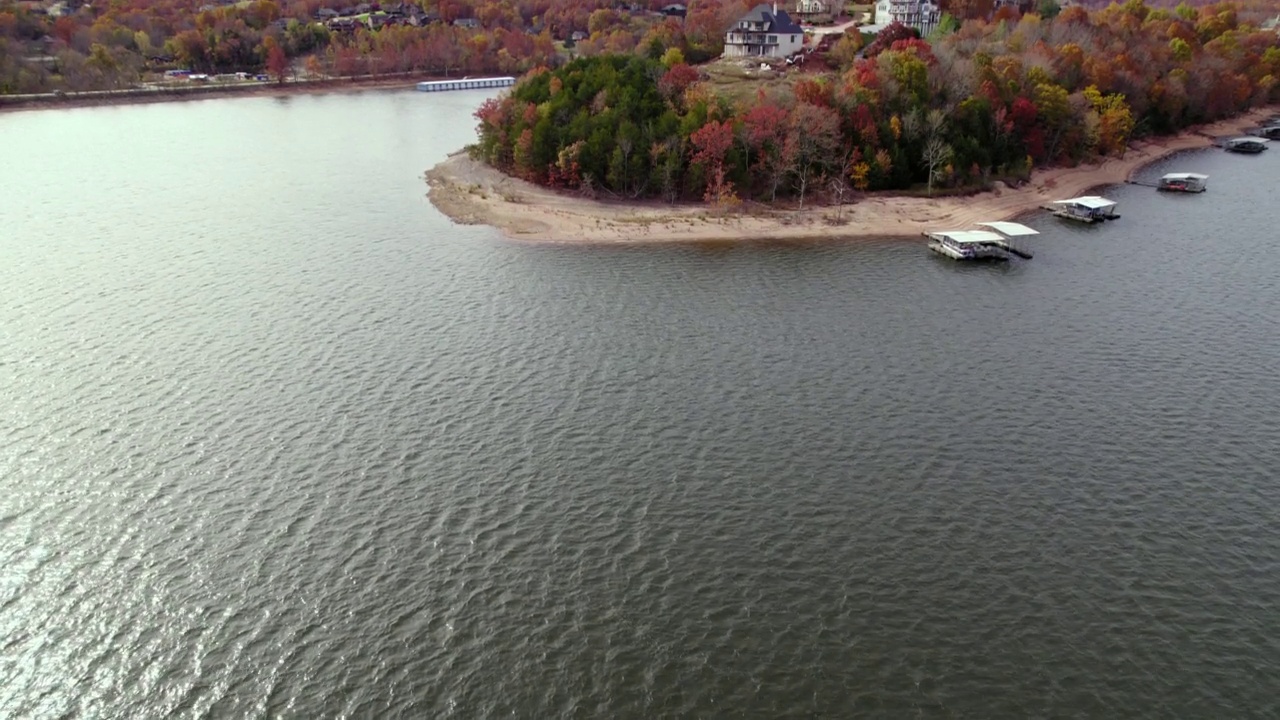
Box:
left=699, top=57, right=801, bottom=104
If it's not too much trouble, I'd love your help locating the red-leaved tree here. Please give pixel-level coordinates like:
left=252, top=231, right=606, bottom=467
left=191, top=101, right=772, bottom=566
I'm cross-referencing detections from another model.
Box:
left=690, top=119, right=736, bottom=205
left=266, top=41, right=288, bottom=84
left=863, top=22, right=919, bottom=59
left=658, top=62, right=699, bottom=102
left=742, top=100, right=790, bottom=201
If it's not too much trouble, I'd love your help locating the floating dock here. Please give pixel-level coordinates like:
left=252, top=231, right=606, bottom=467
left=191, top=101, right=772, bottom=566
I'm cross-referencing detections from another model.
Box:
left=925, top=221, right=1038, bottom=261
left=1043, top=196, right=1120, bottom=223
left=416, top=76, right=516, bottom=92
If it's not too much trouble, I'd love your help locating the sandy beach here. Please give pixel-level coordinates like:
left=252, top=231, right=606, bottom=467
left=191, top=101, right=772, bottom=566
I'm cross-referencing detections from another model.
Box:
left=426, top=105, right=1278, bottom=244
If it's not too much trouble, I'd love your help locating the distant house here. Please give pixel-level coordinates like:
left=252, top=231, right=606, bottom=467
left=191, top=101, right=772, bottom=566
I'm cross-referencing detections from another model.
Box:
left=1263, top=15, right=1280, bottom=32
left=453, top=17, right=480, bottom=28
left=873, top=0, right=940, bottom=35
left=993, top=0, right=1035, bottom=12
left=390, top=4, right=426, bottom=22
left=326, top=16, right=361, bottom=31
left=570, top=30, right=588, bottom=41
left=660, top=3, right=687, bottom=18
left=794, top=0, right=831, bottom=21
left=315, top=7, right=338, bottom=19
left=723, top=3, right=804, bottom=59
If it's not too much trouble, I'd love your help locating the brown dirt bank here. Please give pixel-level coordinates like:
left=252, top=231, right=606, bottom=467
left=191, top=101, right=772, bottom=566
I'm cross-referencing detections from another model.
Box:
left=0, top=74, right=439, bottom=113
left=425, top=105, right=1278, bottom=245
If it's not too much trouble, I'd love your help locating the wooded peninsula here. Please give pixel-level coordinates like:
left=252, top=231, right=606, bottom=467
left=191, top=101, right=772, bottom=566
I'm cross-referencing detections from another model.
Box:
left=469, top=1, right=1280, bottom=205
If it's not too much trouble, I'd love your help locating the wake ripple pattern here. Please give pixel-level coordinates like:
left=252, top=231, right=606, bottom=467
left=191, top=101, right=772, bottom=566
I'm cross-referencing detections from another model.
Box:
left=2, top=97, right=1279, bottom=719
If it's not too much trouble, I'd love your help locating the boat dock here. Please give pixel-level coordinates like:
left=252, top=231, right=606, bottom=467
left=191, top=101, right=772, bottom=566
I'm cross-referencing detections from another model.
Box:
left=1223, top=136, right=1269, bottom=153
left=1157, top=172, right=1208, bottom=192
left=925, top=221, right=1038, bottom=261
left=1043, top=196, right=1120, bottom=223
left=416, top=76, right=516, bottom=92
left=1129, top=172, right=1209, bottom=192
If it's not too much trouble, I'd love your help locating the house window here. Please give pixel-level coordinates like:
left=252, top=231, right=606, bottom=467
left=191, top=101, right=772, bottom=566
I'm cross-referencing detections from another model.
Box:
left=768, top=34, right=776, bottom=43
left=791, top=35, right=796, bottom=41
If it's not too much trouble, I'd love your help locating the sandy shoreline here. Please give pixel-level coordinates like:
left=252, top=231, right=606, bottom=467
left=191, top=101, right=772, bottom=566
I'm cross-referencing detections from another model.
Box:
left=0, top=75, right=435, bottom=113
left=425, top=105, right=1277, bottom=244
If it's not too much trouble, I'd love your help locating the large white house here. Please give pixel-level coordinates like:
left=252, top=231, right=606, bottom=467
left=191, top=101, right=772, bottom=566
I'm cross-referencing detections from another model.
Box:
left=873, top=0, right=941, bottom=35
left=794, top=0, right=831, bottom=21
left=724, top=4, right=805, bottom=59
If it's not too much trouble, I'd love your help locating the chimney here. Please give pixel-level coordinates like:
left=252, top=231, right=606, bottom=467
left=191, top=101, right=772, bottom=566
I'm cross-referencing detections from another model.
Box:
left=772, top=2, right=777, bottom=14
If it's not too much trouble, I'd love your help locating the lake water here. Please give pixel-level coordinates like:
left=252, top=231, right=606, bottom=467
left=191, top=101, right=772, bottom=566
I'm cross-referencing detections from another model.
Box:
left=2, top=89, right=1279, bottom=718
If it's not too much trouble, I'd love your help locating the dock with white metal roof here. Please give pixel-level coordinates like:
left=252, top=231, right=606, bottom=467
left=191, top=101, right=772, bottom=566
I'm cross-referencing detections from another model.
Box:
left=924, top=221, right=1038, bottom=261
left=1042, top=196, right=1120, bottom=223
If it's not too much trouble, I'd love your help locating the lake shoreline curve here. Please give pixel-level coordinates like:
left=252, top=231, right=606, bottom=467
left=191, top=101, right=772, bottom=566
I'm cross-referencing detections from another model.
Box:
left=0, top=75, right=440, bottom=113
left=425, top=105, right=1278, bottom=245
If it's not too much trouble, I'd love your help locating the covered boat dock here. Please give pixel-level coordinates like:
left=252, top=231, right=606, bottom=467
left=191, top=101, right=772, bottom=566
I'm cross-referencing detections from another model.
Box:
left=924, top=221, right=1039, bottom=261
left=1158, top=172, right=1208, bottom=193
left=1224, top=137, right=1269, bottom=153
left=1043, top=196, right=1120, bottom=223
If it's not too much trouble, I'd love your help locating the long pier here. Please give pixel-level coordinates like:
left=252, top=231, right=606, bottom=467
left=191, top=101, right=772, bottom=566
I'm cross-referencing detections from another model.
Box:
left=416, top=77, right=516, bottom=92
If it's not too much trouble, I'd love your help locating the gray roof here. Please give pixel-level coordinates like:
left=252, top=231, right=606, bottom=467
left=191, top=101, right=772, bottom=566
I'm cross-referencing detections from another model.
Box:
left=977, top=221, right=1039, bottom=237
left=738, top=4, right=803, bottom=34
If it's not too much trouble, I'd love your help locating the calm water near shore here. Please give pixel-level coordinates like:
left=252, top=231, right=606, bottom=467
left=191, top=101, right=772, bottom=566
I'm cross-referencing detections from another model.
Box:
left=3, top=89, right=1279, bottom=718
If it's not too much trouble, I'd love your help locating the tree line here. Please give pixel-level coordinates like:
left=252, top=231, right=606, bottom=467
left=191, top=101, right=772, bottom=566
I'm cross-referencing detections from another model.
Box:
left=472, top=1, right=1280, bottom=206
left=0, top=0, right=754, bottom=93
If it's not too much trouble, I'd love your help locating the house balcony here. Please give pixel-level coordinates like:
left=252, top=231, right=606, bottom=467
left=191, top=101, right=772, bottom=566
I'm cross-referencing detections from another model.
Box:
left=888, top=0, right=938, bottom=13
left=725, top=33, right=779, bottom=45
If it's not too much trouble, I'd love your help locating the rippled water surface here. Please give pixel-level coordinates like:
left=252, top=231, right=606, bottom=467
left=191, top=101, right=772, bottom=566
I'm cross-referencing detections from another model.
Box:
left=2, top=91, right=1280, bottom=718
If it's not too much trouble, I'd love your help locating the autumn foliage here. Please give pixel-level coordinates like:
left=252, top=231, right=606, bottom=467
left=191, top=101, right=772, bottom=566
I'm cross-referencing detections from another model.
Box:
left=474, top=0, right=1280, bottom=205
left=0, top=0, right=755, bottom=93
